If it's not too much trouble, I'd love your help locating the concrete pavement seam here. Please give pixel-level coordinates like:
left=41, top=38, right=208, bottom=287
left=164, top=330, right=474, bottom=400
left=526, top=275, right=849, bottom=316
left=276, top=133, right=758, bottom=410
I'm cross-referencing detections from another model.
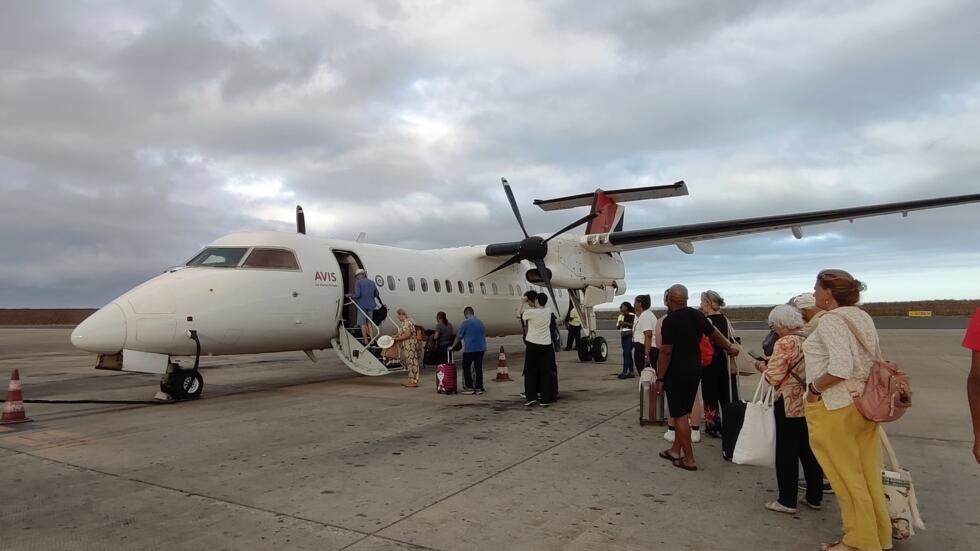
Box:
left=336, top=402, right=637, bottom=551
left=0, top=442, right=440, bottom=550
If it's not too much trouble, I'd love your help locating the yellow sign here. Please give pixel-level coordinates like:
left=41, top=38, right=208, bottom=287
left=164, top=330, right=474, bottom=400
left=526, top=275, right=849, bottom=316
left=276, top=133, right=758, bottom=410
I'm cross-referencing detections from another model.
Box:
left=907, top=311, right=933, bottom=318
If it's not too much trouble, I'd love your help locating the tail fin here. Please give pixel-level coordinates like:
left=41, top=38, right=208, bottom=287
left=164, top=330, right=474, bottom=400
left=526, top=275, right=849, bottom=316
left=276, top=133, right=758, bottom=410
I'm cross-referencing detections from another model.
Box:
left=587, top=190, right=626, bottom=234
left=532, top=181, right=688, bottom=234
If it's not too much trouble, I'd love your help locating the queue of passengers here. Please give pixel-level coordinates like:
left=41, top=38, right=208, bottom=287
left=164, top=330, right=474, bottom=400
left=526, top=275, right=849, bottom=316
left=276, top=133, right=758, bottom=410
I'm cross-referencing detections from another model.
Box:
left=636, top=270, right=897, bottom=551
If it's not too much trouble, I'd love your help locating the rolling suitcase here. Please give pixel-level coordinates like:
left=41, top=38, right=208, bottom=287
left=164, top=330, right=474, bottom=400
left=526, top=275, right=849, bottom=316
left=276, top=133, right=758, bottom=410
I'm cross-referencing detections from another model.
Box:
left=639, top=369, right=666, bottom=425
left=721, top=399, right=747, bottom=461
left=436, top=351, right=457, bottom=394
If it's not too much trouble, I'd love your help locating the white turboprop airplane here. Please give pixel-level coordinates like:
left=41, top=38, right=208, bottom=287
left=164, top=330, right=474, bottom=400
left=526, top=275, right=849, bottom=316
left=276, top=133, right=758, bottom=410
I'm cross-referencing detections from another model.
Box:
left=71, top=181, right=980, bottom=400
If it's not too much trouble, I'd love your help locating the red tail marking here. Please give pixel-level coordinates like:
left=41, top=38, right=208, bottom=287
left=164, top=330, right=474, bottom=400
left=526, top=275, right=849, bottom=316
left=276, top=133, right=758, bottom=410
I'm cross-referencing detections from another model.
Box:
left=587, top=190, right=621, bottom=234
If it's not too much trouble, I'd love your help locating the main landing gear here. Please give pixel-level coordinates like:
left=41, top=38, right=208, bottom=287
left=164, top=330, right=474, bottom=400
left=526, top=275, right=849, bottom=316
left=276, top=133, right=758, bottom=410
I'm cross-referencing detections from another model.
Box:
left=569, top=292, right=608, bottom=364
left=578, top=336, right=608, bottom=363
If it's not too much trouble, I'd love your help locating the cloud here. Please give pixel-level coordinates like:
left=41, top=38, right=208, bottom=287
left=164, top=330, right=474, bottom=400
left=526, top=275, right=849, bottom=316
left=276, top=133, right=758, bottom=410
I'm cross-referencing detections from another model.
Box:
left=1, top=0, right=979, bottom=307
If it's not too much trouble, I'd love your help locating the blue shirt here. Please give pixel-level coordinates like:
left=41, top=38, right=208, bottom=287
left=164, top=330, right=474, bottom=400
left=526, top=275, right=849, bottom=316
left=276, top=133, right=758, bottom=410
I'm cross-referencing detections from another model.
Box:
left=457, top=317, right=487, bottom=353
left=352, top=278, right=380, bottom=311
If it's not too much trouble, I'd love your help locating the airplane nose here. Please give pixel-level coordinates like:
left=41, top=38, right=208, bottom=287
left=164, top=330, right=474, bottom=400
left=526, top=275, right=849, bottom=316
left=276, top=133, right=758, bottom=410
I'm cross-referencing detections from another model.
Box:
left=71, top=303, right=127, bottom=354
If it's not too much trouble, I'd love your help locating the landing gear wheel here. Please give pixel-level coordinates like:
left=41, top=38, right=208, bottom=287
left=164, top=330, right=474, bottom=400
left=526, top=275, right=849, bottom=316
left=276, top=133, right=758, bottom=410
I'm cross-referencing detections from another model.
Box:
left=591, top=336, right=609, bottom=363
left=168, top=370, right=204, bottom=400
left=577, top=338, right=592, bottom=362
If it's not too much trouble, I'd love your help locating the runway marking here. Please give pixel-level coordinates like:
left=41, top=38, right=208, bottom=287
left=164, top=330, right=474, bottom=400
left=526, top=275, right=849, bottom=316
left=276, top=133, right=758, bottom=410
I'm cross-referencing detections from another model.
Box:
left=336, top=402, right=638, bottom=551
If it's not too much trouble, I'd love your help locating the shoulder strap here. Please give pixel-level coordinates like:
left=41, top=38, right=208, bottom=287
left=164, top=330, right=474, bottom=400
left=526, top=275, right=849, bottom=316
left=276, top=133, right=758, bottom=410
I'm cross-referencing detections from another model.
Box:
left=825, top=311, right=883, bottom=361
left=776, top=338, right=806, bottom=388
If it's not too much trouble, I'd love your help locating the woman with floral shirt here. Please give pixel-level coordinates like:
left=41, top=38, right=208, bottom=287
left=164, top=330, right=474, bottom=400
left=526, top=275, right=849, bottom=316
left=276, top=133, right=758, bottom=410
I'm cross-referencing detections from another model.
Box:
left=754, top=304, right=823, bottom=515
left=395, top=309, right=421, bottom=388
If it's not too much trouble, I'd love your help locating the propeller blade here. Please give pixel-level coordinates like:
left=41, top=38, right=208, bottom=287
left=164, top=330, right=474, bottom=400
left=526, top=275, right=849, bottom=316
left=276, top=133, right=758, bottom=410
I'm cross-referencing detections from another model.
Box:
left=482, top=254, right=523, bottom=278
left=533, top=259, right=560, bottom=316
left=502, top=177, right=530, bottom=238
left=544, top=212, right=598, bottom=243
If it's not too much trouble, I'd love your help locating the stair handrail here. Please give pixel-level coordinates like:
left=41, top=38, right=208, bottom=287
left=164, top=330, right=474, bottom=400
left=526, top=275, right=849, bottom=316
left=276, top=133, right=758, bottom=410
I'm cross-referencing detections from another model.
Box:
left=344, top=297, right=384, bottom=349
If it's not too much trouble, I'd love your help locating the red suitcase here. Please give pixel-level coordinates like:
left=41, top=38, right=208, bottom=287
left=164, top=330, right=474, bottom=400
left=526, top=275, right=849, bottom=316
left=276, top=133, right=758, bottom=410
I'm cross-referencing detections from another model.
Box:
left=436, top=351, right=457, bottom=394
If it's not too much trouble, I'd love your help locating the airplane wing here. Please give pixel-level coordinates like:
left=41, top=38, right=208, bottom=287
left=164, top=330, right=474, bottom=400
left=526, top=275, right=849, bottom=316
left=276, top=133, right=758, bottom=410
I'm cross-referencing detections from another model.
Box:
left=581, top=193, right=980, bottom=253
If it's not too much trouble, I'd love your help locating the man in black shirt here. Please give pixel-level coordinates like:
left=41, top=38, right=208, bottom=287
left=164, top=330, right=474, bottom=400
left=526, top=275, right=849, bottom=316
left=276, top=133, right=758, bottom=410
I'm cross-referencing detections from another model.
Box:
left=656, top=284, right=739, bottom=470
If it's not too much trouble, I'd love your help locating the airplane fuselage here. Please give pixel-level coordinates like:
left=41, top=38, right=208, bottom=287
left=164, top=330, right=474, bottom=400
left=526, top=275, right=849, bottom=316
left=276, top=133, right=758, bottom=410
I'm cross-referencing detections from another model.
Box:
left=71, top=231, right=596, bottom=362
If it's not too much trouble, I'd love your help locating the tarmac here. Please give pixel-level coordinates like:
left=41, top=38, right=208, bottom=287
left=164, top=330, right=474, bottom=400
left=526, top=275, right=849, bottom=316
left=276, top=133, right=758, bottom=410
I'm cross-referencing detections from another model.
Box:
left=0, top=325, right=977, bottom=550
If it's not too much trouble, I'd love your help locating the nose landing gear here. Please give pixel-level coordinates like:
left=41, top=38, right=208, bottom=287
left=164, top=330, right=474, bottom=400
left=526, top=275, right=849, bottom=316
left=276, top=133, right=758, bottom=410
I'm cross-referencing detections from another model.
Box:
left=156, top=329, right=205, bottom=401
left=161, top=369, right=204, bottom=400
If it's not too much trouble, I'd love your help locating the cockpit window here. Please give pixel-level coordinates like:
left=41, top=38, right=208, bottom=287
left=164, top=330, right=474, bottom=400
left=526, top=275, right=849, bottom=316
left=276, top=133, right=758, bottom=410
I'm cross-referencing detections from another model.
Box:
left=187, top=247, right=248, bottom=268
left=242, top=248, right=300, bottom=270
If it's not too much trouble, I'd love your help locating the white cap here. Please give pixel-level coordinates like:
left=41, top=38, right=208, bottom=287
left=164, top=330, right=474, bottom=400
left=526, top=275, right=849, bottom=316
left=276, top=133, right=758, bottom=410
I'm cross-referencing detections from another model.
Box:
left=355, top=268, right=366, bottom=276
left=377, top=335, right=394, bottom=349
left=789, top=292, right=816, bottom=310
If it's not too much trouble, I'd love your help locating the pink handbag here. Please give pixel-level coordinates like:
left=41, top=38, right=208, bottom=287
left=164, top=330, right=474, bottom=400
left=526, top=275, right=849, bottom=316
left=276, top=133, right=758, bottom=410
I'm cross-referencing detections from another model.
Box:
left=830, top=313, right=912, bottom=423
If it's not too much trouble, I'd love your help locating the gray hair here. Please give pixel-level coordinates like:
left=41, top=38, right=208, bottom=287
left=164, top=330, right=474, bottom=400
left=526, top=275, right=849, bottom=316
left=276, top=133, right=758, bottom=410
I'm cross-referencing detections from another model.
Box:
left=396, top=308, right=408, bottom=316
left=768, top=304, right=804, bottom=330
left=701, top=290, right=725, bottom=310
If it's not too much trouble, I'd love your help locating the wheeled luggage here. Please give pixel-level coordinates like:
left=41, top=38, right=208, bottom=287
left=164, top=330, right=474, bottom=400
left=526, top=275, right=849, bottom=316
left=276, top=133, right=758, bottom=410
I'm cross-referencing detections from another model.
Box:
left=639, top=368, right=666, bottom=425
left=436, top=351, right=457, bottom=394
left=721, top=399, right=746, bottom=461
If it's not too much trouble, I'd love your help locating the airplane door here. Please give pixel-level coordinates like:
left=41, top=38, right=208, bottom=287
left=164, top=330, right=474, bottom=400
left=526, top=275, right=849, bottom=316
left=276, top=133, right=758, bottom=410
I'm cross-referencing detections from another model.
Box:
left=331, top=250, right=365, bottom=329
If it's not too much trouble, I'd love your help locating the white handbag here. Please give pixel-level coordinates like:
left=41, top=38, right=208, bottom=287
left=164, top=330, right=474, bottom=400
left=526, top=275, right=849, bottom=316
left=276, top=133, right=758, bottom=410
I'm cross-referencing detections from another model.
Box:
left=880, top=427, right=925, bottom=540
left=732, top=377, right=776, bottom=467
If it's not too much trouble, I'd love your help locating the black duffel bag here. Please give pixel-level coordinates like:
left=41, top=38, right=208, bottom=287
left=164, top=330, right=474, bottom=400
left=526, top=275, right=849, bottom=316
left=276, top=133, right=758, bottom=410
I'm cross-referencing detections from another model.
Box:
left=372, top=304, right=388, bottom=325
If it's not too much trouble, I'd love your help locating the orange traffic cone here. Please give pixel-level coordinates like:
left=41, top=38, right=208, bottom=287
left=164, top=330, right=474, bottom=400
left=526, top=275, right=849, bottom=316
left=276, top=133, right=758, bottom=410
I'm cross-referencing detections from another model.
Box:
left=1, top=369, right=31, bottom=425
left=494, top=346, right=511, bottom=382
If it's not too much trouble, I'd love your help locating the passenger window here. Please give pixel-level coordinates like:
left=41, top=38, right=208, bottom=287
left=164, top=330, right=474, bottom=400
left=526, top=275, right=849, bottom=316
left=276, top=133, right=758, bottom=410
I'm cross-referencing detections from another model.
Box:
left=492, top=282, right=498, bottom=295
left=388, top=276, right=396, bottom=291
left=421, top=278, right=428, bottom=292
left=434, top=279, right=441, bottom=293
left=479, top=282, right=486, bottom=295
left=446, top=279, right=452, bottom=294
left=408, top=277, right=416, bottom=292
left=458, top=281, right=464, bottom=294
left=242, top=248, right=300, bottom=269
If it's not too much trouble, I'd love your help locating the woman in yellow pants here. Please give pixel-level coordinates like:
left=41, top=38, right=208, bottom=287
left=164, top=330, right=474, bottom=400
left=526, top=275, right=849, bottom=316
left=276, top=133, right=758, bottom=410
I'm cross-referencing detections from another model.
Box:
left=803, top=269, right=891, bottom=551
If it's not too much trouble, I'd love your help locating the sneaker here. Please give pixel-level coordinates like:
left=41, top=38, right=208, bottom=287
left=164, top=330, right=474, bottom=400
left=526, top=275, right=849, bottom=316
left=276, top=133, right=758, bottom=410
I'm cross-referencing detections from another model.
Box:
left=765, top=501, right=797, bottom=514
left=519, top=392, right=527, bottom=399
left=617, top=373, right=629, bottom=379
left=691, top=429, right=701, bottom=443
left=538, top=401, right=551, bottom=407
left=476, top=389, right=485, bottom=395
left=626, top=372, right=636, bottom=378
left=801, top=499, right=822, bottom=511
left=464, top=389, right=476, bottom=395
left=664, top=430, right=675, bottom=443
left=524, top=400, right=538, bottom=407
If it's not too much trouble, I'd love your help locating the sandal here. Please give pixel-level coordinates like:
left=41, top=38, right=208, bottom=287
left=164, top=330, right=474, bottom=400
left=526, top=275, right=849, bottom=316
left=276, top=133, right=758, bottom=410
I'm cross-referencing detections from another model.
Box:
left=659, top=450, right=681, bottom=462
left=672, top=458, right=698, bottom=471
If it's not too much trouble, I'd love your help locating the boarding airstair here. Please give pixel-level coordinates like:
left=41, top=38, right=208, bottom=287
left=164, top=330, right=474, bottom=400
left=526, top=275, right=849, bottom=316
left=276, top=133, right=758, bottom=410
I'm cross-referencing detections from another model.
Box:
left=330, top=299, right=404, bottom=376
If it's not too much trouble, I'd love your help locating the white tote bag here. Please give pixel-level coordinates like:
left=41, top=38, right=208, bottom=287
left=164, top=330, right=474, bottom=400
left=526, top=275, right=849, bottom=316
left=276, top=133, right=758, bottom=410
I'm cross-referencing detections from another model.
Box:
left=732, top=377, right=776, bottom=467
left=880, top=427, right=925, bottom=540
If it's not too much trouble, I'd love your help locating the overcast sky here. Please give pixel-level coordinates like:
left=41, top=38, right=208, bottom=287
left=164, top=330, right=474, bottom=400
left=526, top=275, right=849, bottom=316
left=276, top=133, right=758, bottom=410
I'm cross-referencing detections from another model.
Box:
left=2, top=0, right=979, bottom=308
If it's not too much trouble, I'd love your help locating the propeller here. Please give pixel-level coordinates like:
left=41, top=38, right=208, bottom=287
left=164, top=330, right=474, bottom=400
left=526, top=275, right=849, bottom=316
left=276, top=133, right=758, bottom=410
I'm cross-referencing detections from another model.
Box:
left=296, top=205, right=306, bottom=235
left=484, top=178, right=596, bottom=313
